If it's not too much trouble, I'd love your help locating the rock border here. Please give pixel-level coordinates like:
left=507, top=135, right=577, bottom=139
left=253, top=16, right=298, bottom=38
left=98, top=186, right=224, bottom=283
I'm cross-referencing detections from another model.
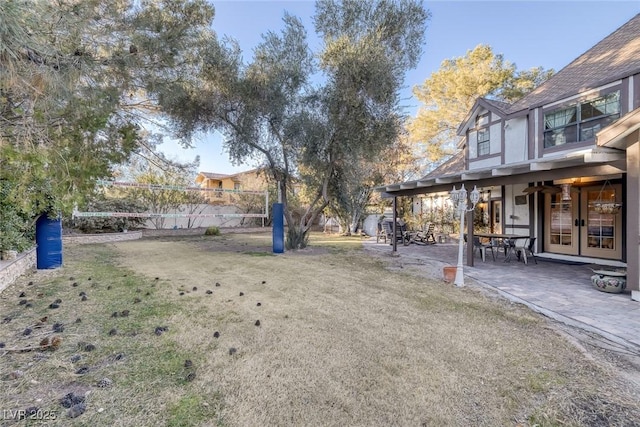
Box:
left=0, top=248, right=36, bottom=293
left=62, top=231, right=143, bottom=245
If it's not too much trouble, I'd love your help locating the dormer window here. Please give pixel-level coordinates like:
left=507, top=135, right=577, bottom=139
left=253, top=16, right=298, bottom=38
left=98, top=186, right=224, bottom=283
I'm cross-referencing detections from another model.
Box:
left=544, top=91, right=620, bottom=148
left=475, top=113, right=490, bottom=156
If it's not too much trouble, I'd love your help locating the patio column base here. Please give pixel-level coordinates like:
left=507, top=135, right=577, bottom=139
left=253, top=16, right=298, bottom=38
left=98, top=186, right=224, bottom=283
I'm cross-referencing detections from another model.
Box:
left=632, top=290, right=640, bottom=302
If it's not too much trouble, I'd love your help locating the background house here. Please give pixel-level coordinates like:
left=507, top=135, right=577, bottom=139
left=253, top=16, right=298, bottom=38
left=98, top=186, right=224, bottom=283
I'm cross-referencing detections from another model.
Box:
left=195, top=168, right=269, bottom=204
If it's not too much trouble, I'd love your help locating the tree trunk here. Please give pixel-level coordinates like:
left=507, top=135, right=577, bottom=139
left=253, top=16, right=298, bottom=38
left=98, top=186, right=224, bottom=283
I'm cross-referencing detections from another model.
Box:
left=286, top=225, right=309, bottom=250
left=278, top=180, right=308, bottom=250
left=350, top=210, right=360, bottom=234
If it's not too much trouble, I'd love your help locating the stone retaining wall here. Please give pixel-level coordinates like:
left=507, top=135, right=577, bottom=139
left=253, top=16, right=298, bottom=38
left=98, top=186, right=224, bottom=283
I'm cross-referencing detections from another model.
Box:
left=62, top=231, right=143, bottom=245
left=0, top=248, right=37, bottom=293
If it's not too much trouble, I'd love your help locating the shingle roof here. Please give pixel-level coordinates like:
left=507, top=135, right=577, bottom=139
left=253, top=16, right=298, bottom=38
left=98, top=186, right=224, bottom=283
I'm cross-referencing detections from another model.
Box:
left=457, top=97, right=512, bottom=135
left=483, top=98, right=511, bottom=113
left=508, top=13, right=640, bottom=113
left=422, top=151, right=465, bottom=179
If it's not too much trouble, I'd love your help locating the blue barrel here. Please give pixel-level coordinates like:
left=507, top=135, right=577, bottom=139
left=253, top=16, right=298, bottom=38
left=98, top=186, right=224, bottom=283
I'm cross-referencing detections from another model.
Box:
left=36, top=215, right=63, bottom=269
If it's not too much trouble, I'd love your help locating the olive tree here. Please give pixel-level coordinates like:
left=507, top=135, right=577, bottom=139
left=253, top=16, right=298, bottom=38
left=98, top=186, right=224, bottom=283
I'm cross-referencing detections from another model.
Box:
left=161, top=0, right=428, bottom=249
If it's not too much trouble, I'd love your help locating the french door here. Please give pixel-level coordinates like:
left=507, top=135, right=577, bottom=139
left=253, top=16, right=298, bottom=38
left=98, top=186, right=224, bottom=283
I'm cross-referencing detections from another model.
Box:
left=580, top=184, right=622, bottom=259
left=545, top=194, right=578, bottom=255
left=544, top=183, right=622, bottom=260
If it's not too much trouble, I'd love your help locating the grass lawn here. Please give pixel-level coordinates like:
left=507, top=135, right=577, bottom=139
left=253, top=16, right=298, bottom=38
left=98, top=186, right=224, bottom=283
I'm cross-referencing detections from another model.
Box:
left=1, top=231, right=639, bottom=426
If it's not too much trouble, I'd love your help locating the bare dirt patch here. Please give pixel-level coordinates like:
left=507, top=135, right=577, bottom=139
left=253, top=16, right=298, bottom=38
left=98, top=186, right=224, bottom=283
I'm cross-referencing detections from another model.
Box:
left=1, top=232, right=640, bottom=426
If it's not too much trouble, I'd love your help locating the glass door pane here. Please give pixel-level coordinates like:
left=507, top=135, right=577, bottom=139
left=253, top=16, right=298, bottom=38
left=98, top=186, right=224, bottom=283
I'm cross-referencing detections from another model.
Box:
left=580, top=184, right=622, bottom=259
left=491, top=200, right=501, bottom=234
left=544, top=193, right=578, bottom=255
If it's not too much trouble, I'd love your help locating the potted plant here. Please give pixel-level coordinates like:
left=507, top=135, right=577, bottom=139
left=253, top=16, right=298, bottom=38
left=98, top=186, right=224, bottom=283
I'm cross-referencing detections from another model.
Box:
left=443, top=266, right=456, bottom=282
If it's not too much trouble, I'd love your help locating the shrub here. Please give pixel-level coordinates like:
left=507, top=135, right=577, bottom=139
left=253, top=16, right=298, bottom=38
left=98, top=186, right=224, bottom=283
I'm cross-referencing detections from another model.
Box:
left=204, top=226, right=220, bottom=236
left=0, top=181, right=35, bottom=252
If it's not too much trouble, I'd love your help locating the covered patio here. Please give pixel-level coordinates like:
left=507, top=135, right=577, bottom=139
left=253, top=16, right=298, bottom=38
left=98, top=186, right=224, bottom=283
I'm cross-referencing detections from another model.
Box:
left=363, top=237, right=640, bottom=352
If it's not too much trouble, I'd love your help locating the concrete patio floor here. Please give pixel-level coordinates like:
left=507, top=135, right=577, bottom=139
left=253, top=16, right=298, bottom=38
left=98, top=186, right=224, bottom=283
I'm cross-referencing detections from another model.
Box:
left=363, top=237, right=640, bottom=354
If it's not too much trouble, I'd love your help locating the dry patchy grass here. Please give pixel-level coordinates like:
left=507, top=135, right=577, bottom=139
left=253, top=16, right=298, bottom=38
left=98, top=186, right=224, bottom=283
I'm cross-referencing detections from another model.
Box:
left=1, top=231, right=639, bottom=426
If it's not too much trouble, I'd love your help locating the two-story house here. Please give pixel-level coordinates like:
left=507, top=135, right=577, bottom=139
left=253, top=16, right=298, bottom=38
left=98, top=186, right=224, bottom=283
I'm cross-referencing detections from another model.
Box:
left=195, top=168, right=269, bottom=204
left=379, top=13, right=640, bottom=301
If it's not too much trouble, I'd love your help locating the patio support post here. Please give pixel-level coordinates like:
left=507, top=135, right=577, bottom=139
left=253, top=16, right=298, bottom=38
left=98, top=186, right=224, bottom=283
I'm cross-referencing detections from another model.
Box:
left=392, top=196, right=397, bottom=253
left=467, top=210, right=474, bottom=267
left=450, top=185, right=480, bottom=287
left=627, top=138, right=640, bottom=301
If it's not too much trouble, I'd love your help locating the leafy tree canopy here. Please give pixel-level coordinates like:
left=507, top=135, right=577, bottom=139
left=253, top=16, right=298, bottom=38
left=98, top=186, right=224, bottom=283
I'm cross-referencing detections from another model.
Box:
left=159, top=0, right=429, bottom=249
left=0, top=0, right=214, bottom=249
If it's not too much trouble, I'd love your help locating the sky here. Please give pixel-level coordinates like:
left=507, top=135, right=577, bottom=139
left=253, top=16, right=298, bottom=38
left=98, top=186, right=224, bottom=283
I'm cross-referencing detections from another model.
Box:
left=159, top=0, right=640, bottom=175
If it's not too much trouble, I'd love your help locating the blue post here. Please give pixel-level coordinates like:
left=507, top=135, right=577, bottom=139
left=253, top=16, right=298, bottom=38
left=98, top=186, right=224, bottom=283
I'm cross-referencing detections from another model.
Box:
left=272, top=203, right=284, bottom=253
left=36, top=215, right=63, bottom=269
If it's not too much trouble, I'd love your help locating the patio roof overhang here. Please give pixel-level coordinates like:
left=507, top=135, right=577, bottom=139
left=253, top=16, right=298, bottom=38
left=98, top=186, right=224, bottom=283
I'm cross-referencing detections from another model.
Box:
left=376, top=147, right=626, bottom=198
left=597, top=107, right=640, bottom=150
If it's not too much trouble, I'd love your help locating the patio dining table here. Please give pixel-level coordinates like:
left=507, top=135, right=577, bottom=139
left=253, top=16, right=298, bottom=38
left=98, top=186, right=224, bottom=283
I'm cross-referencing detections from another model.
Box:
left=474, top=233, right=531, bottom=263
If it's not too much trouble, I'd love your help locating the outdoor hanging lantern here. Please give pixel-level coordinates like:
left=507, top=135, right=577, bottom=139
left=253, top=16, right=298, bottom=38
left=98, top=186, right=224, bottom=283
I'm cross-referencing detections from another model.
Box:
left=561, top=183, right=572, bottom=201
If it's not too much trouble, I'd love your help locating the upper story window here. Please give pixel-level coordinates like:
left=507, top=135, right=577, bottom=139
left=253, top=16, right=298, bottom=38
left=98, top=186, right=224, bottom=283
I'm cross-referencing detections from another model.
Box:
left=234, top=182, right=241, bottom=191
left=544, top=91, right=620, bottom=148
left=475, top=113, right=490, bottom=156
left=476, top=113, right=489, bottom=127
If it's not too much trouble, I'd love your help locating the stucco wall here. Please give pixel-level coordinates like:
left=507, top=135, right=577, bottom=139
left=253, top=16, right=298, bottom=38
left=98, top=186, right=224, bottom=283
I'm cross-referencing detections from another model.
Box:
left=363, top=214, right=380, bottom=237
left=141, top=204, right=263, bottom=229
left=469, top=155, right=501, bottom=169
left=0, top=248, right=36, bottom=293
left=503, top=183, right=530, bottom=235
left=489, top=122, right=502, bottom=154
left=504, top=117, right=528, bottom=164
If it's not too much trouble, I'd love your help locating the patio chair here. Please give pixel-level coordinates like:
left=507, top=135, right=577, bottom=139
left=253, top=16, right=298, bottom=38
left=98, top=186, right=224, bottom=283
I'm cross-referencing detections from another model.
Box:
left=412, top=223, right=437, bottom=245
left=500, top=238, right=517, bottom=262
left=503, top=236, right=532, bottom=263
left=423, top=223, right=437, bottom=244
left=376, top=221, right=387, bottom=243
left=381, top=220, right=411, bottom=246
left=472, top=236, right=495, bottom=262
left=517, top=237, right=537, bottom=264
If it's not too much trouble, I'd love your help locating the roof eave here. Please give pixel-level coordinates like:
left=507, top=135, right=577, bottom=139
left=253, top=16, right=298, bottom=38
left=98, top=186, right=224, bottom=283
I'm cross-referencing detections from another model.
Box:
left=377, top=147, right=625, bottom=196
left=597, top=107, right=640, bottom=149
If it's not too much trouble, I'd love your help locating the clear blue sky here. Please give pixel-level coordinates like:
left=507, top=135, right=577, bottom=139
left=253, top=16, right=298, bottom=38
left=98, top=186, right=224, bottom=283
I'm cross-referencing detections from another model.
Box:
left=159, top=0, right=640, bottom=175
